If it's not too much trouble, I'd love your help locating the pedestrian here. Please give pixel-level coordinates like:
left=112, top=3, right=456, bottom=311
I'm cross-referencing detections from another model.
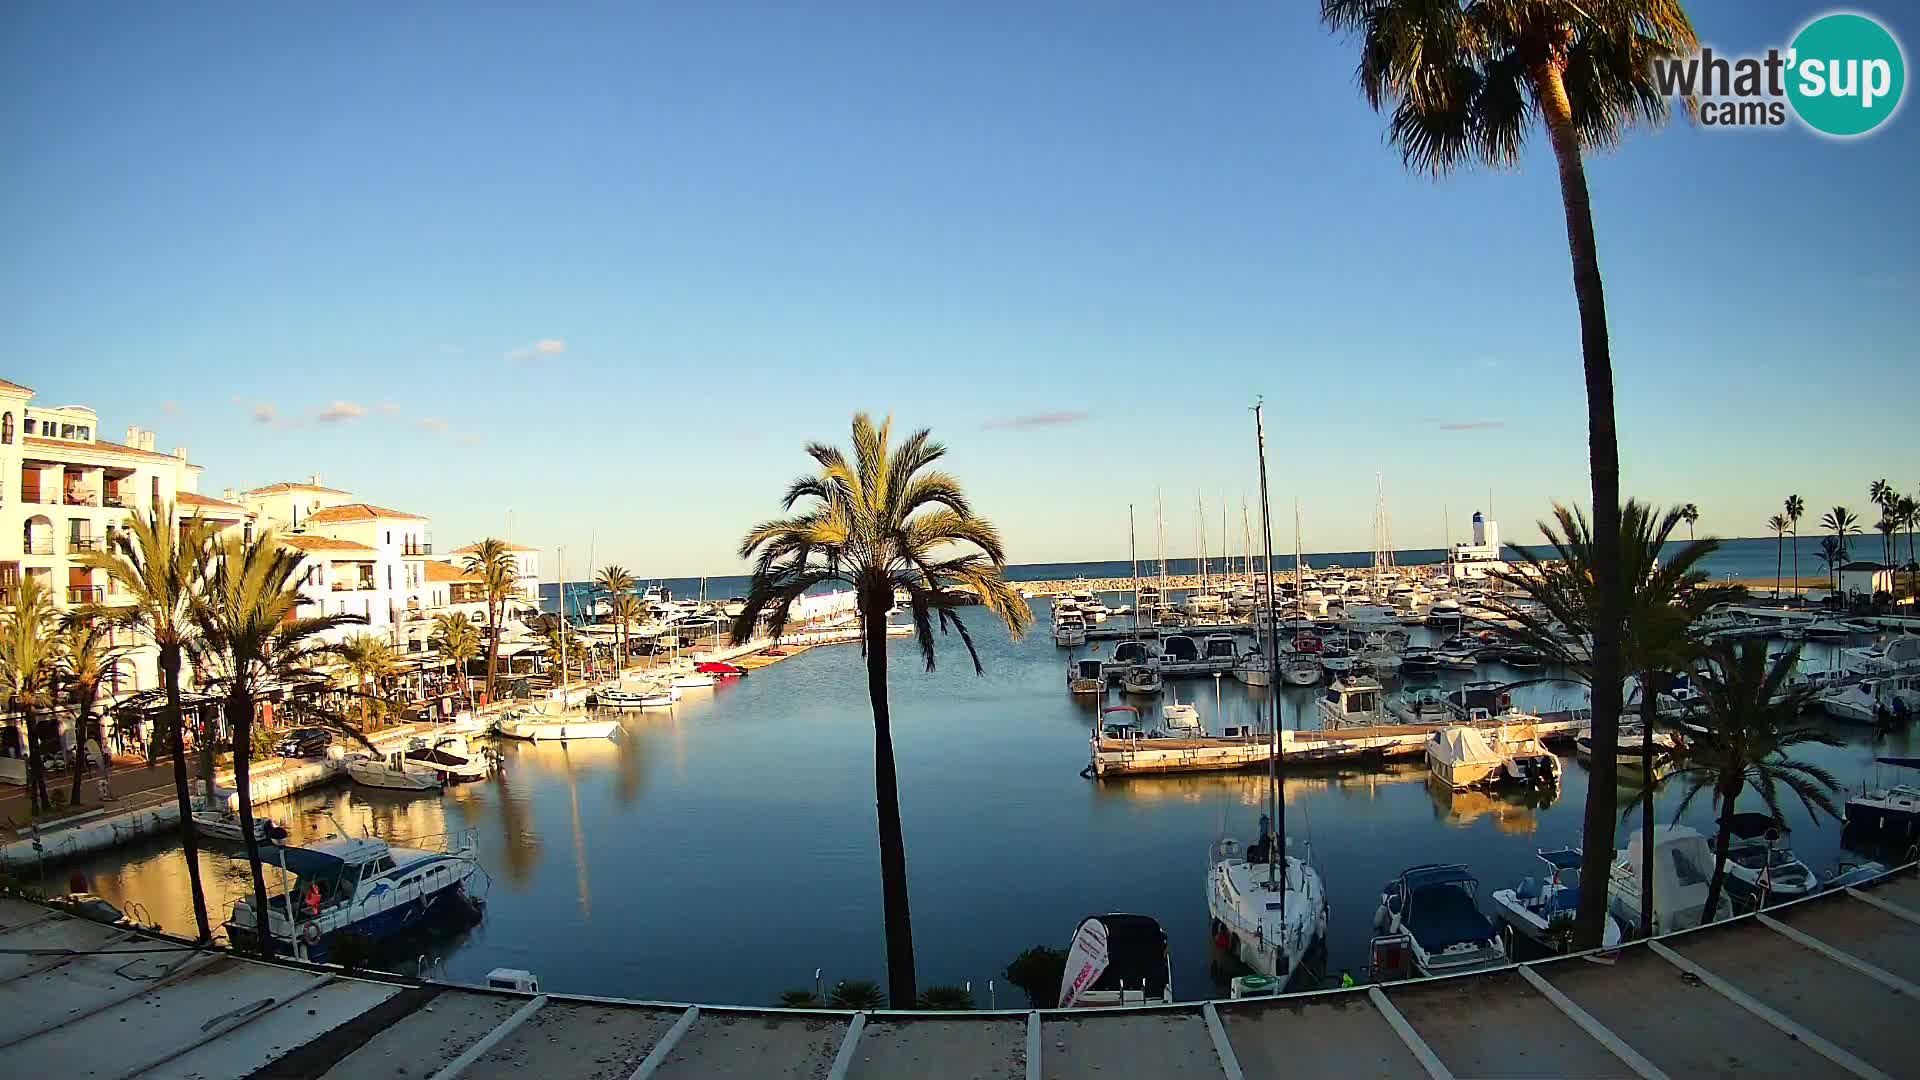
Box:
left=90, top=729, right=113, bottom=802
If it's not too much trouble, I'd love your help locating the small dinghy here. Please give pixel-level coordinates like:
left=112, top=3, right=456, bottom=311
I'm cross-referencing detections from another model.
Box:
left=194, top=806, right=287, bottom=843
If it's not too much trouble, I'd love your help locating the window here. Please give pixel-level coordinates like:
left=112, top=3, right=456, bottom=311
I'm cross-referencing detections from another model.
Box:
left=150, top=477, right=159, bottom=503
left=385, top=531, right=391, bottom=544
left=243, top=521, right=253, bottom=544
left=22, top=418, right=33, bottom=435
left=60, top=423, right=74, bottom=439
left=76, top=426, right=89, bottom=440
left=1, top=412, right=11, bottom=444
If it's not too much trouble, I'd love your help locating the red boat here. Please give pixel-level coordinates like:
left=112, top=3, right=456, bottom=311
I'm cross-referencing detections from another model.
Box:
left=696, top=661, right=747, bottom=677
left=1292, top=632, right=1324, bottom=654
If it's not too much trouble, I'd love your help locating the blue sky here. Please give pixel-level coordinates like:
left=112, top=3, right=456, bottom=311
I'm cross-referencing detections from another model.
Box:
left=5, top=1, right=1916, bottom=575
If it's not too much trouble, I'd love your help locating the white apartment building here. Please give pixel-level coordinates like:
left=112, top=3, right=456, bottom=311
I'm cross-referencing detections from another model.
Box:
left=442, top=541, right=544, bottom=613
left=1, top=377, right=240, bottom=695
left=241, top=484, right=434, bottom=650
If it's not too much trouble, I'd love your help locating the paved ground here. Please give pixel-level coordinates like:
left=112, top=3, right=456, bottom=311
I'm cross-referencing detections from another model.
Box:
left=5, top=869, right=1919, bottom=1079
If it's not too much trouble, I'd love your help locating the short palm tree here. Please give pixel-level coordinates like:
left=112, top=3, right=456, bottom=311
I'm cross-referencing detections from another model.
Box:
left=1785, top=494, right=1806, bottom=596
left=463, top=540, right=517, bottom=702
left=338, top=633, right=401, bottom=729
left=1816, top=537, right=1843, bottom=596
left=1876, top=514, right=1900, bottom=596
left=1821, top=506, right=1860, bottom=594
left=1679, top=503, right=1700, bottom=541
left=191, top=528, right=363, bottom=956
left=1320, top=0, right=1697, bottom=948
left=431, top=613, right=481, bottom=708
left=595, top=565, right=636, bottom=673
left=1766, top=514, right=1789, bottom=600
left=1490, top=500, right=1717, bottom=939
left=0, top=575, right=59, bottom=813
left=731, top=414, right=1032, bottom=1005
left=78, top=502, right=216, bottom=942
left=608, top=594, right=645, bottom=673
left=1646, top=640, right=1841, bottom=923
left=57, top=614, right=129, bottom=807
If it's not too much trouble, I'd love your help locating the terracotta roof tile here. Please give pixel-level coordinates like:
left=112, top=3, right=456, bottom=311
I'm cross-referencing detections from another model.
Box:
left=23, top=435, right=181, bottom=463
left=0, top=378, right=31, bottom=394
left=424, top=561, right=479, bottom=583
left=177, top=491, right=247, bottom=514
left=242, top=481, right=355, bottom=497
left=278, top=535, right=376, bottom=553
left=299, top=502, right=424, bottom=524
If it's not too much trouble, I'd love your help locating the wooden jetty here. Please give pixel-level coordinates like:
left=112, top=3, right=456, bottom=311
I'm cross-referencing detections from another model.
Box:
left=7, top=864, right=1920, bottom=1078
left=1090, top=710, right=1589, bottom=778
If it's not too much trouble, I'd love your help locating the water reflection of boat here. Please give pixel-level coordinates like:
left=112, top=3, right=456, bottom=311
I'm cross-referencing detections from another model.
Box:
left=1424, top=775, right=1557, bottom=833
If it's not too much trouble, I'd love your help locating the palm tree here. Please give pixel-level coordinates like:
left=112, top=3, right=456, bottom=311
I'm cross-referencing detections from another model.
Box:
left=608, top=594, right=644, bottom=674
left=1679, top=503, right=1700, bottom=542
left=338, top=633, right=400, bottom=730
left=1319, top=0, right=1697, bottom=947
left=191, top=528, right=362, bottom=956
left=1816, top=537, right=1843, bottom=596
left=58, top=615, right=129, bottom=808
left=431, top=614, right=481, bottom=709
left=1785, top=494, right=1806, bottom=597
left=594, top=565, right=637, bottom=671
left=462, top=540, right=517, bottom=703
left=1489, top=501, right=1717, bottom=939
left=1900, top=494, right=1920, bottom=598
left=1648, top=640, right=1841, bottom=923
left=731, top=413, right=1033, bottom=1005
left=1869, top=479, right=1895, bottom=565
left=1766, top=513, right=1789, bottom=600
left=1876, top=514, right=1900, bottom=599
left=1821, top=506, right=1860, bottom=596
left=78, top=502, right=216, bottom=942
left=0, top=575, right=59, bottom=813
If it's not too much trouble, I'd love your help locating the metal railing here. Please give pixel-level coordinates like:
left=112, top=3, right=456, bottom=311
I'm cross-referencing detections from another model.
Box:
left=23, top=540, right=53, bottom=556
left=67, top=586, right=103, bottom=604
left=68, top=536, right=101, bottom=552
left=403, top=543, right=434, bottom=556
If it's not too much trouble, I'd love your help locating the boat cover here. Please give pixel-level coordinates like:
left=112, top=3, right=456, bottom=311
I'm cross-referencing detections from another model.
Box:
left=259, top=845, right=349, bottom=878
left=1725, top=812, right=1789, bottom=840
left=1429, top=727, right=1501, bottom=769
left=1403, top=866, right=1495, bottom=952
left=1086, top=913, right=1169, bottom=998
left=1537, top=848, right=1583, bottom=872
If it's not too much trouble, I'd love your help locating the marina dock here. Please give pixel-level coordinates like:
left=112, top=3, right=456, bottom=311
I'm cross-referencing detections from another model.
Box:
left=1090, top=711, right=1590, bottom=777
left=6, top=863, right=1918, bottom=1078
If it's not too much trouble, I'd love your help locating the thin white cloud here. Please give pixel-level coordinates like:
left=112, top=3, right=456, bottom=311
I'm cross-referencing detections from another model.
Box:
left=250, top=402, right=279, bottom=426
left=315, top=400, right=369, bottom=424
left=1438, top=420, right=1504, bottom=432
left=416, top=417, right=450, bottom=433
left=505, top=338, right=567, bottom=361
left=982, top=410, right=1092, bottom=431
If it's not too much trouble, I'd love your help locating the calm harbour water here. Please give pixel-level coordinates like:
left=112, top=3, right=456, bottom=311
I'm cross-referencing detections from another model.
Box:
left=59, top=596, right=1920, bottom=1008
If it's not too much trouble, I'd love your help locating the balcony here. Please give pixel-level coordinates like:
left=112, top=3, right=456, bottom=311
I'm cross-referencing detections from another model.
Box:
left=402, top=543, right=434, bottom=556
left=67, top=585, right=103, bottom=605
left=331, top=580, right=377, bottom=593
left=63, top=490, right=101, bottom=507
left=68, top=536, right=101, bottom=553
left=104, top=493, right=130, bottom=509
left=23, top=540, right=53, bottom=557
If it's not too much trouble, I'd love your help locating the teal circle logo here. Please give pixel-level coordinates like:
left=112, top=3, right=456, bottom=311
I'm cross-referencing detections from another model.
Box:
left=1787, top=12, right=1906, bottom=137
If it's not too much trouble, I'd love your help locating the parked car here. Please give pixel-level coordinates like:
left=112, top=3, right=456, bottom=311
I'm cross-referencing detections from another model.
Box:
left=275, top=728, right=332, bottom=759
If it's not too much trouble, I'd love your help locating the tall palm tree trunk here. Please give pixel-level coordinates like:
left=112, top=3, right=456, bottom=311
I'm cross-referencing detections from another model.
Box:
left=861, top=584, right=916, bottom=1006
left=1774, top=534, right=1783, bottom=599
left=485, top=606, right=500, bottom=703
left=20, top=705, right=44, bottom=814
left=70, top=696, right=93, bottom=808
left=1791, top=530, right=1799, bottom=597
left=228, top=690, right=274, bottom=957
left=1702, top=777, right=1740, bottom=924
left=161, top=645, right=213, bottom=942
left=1536, top=60, right=1626, bottom=951
left=1639, top=672, right=1658, bottom=937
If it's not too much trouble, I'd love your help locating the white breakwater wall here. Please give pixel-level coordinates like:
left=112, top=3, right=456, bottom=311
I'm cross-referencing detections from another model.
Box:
left=1, top=726, right=424, bottom=869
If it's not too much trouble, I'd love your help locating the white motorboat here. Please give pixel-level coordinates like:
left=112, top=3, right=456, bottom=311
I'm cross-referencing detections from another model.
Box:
left=670, top=671, right=717, bottom=689
left=1058, top=913, right=1174, bottom=1007
left=1121, top=665, right=1163, bottom=696
left=1607, top=825, right=1723, bottom=937
left=1207, top=833, right=1328, bottom=988
left=1280, top=653, right=1321, bottom=686
left=1052, top=610, right=1089, bottom=648
left=1490, top=849, right=1623, bottom=953
left=346, top=751, right=444, bottom=792
left=1068, top=657, right=1106, bottom=695
left=1426, top=724, right=1560, bottom=790
left=1233, top=650, right=1272, bottom=687
left=1816, top=674, right=1920, bottom=725
left=1315, top=676, right=1389, bottom=729
left=404, top=734, right=489, bottom=783
left=494, top=706, right=619, bottom=741
left=1390, top=687, right=1453, bottom=725
left=1372, top=864, right=1507, bottom=977
left=193, top=806, right=285, bottom=843
left=594, top=688, right=652, bottom=709
left=1845, top=756, right=1920, bottom=844
left=1576, top=722, right=1678, bottom=776
left=1713, top=814, right=1817, bottom=907
left=226, top=830, right=483, bottom=963
left=1161, top=685, right=1201, bottom=730
left=1842, top=634, right=1920, bottom=677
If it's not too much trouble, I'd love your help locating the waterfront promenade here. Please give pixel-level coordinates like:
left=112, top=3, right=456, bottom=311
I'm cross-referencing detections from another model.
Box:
left=5, top=864, right=1917, bottom=1078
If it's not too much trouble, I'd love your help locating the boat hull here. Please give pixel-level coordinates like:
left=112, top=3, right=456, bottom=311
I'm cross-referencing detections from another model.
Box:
left=346, top=765, right=442, bottom=792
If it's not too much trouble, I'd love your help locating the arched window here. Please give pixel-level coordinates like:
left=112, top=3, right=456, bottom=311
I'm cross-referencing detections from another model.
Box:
left=1, top=412, right=11, bottom=443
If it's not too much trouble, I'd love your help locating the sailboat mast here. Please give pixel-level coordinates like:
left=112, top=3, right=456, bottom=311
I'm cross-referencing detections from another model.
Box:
left=1254, top=401, right=1285, bottom=893
left=1129, top=506, right=1141, bottom=643
left=557, top=545, right=569, bottom=693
